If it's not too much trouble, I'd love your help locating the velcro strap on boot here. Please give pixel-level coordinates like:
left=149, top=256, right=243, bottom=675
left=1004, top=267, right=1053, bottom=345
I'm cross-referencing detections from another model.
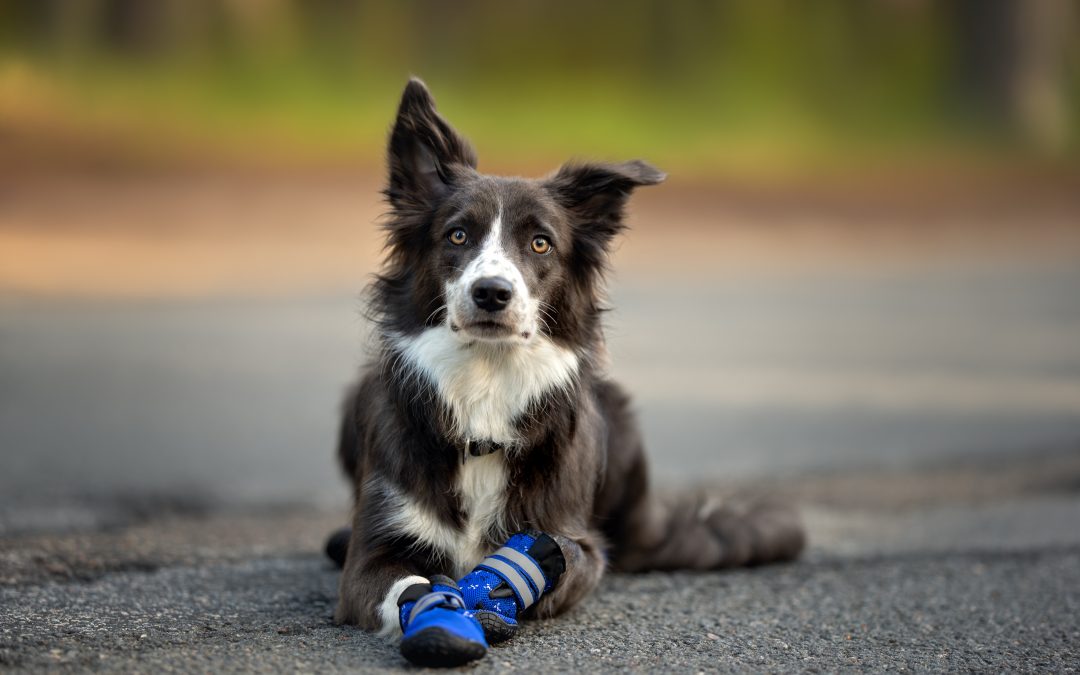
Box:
left=396, top=582, right=433, bottom=607
left=477, top=547, right=548, bottom=610
left=405, top=591, right=465, bottom=625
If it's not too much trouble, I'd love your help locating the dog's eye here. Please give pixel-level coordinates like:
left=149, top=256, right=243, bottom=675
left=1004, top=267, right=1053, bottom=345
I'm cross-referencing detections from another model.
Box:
left=531, top=236, right=552, bottom=255
left=448, top=228, right=468, bottom=246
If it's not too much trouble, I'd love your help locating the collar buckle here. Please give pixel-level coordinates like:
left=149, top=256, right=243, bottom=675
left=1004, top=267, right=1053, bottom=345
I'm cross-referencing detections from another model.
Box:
left=462, top=439, right=504, bottom=462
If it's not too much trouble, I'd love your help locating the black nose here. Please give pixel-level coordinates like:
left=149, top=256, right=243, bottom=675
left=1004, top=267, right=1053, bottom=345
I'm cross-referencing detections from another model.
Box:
left=471, top=277, right=513, bottom=312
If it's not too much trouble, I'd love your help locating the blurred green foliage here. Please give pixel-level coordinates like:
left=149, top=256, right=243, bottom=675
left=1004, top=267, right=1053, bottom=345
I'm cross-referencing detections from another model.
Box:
left=1, top=0, right=1077, bottom=174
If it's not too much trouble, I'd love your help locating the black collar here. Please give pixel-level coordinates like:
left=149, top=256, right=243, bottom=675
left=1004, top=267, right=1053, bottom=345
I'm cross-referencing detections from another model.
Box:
left=460, top=439, right=505, bottom=463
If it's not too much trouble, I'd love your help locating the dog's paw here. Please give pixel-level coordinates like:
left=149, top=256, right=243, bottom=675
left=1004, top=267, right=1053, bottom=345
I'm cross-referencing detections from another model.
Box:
left=454, top=530, right=565, bottom=644
left=400, top=622, right=487, bottom=668
left=397, top=576, right=488, bottom=667
left=324, top=526, right=350, bottom=568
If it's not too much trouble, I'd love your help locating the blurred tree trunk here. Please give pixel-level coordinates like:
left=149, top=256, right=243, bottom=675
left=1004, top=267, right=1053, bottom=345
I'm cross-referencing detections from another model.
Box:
left=101, top=0, right=171, bottom=54
left=952, top=0, right=1072, bottom=152
left=1009, top=0, right=1073, bottom=152
left=34, top=0, right=103, bottom=56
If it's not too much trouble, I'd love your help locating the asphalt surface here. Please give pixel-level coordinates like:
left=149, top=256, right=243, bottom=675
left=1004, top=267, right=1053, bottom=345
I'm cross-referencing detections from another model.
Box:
left=3, top=547, right=1078, bottom=673
left=3, top=458, right=1080, bottom=673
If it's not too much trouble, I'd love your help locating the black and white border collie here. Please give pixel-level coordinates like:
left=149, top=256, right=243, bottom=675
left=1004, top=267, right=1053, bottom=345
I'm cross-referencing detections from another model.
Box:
left=330, top=78, right=804, bottom=638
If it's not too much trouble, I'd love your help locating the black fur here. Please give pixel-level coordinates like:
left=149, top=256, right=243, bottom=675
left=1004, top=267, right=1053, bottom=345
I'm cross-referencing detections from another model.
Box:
left=332, top=78, right=805, bottom=631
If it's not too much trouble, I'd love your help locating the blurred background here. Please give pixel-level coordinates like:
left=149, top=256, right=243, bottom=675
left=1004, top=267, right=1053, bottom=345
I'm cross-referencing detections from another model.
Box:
left=2, top=1, right=1079, bottom=532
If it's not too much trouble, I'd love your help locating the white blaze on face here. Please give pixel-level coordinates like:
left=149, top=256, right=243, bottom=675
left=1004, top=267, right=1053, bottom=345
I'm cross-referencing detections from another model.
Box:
left=445, top=204, right=537, bottom=340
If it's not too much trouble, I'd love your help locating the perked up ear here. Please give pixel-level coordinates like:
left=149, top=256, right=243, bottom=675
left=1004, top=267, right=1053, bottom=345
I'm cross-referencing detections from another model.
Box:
left=386, top=78, right=477, bottom=210
left=545, top=160, right=665, bottom=239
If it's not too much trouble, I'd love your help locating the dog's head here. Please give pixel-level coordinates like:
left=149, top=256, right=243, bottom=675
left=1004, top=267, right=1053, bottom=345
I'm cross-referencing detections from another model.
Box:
left=376, top=78, right=664, bottom=347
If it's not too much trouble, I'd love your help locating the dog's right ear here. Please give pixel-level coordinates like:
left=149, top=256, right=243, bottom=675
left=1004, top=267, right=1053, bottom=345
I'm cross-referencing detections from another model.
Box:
left=385, top=78, right=477, bottom=211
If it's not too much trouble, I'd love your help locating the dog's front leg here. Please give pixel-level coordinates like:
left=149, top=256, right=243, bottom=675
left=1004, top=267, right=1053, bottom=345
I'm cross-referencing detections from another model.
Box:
left=530, top=529, right=606, bottom=619
left=454, top=525, right=605, bottom=644
left=334, top=529, right=430, bottom=633
left=336, top=524, right=493, bottom=667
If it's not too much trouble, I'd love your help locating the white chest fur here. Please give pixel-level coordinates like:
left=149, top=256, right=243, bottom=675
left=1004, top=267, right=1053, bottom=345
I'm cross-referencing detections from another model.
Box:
left=380, top=452, right=510, bottom=577
left=393, top=327, right=579, bottom=445
left=452, top=452, right=510, bottom=574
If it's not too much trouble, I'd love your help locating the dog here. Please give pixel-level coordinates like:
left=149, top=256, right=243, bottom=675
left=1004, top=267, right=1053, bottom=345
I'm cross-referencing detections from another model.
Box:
left=328, top=78, right=805, bottom=666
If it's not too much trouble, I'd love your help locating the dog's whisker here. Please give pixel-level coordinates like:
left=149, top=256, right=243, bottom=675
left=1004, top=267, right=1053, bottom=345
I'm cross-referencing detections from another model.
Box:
left=424, top=304, right=448, bottom=326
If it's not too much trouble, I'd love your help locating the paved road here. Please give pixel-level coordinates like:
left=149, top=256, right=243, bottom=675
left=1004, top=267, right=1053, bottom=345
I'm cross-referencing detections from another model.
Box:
left=3, top=465, right=1079, bottom=672
left=4, top=550, right=1078, bottom=672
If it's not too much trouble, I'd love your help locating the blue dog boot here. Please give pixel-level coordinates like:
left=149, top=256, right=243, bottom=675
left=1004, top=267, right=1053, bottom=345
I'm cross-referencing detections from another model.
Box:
left=458, top=531, right=566, bottom=643
left=397, top=575, right=488, bottom=667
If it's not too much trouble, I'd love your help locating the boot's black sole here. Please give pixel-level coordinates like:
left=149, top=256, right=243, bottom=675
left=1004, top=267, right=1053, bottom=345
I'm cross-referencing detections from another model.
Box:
left=473, top=610, right=517, bottom=644
left=400, top=627, right=486, bottom=667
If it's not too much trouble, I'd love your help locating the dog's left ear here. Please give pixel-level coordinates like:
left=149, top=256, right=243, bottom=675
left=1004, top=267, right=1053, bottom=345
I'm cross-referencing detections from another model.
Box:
left=386, top=78, right=477, bottom=211
left=545, top=160, right=665, bottom=244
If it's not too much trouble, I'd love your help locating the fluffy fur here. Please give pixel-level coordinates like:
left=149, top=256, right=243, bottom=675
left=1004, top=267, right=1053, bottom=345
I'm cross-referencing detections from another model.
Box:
left=331, top=78, right=805, bottom=635
left=391, top=329, right=579, bottom=445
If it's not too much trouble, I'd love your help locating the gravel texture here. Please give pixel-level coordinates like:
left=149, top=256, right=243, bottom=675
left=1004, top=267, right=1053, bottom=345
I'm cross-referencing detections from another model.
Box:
left=2, top=545, right=1077, bottom=672
left=3, top=469, right=1080, bottom=673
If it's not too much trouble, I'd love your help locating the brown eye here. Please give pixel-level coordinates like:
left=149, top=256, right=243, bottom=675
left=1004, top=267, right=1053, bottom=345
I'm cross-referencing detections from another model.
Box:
left=531, top=236, right=551, bottom=254
left=448, top=228, right=468, bottom=245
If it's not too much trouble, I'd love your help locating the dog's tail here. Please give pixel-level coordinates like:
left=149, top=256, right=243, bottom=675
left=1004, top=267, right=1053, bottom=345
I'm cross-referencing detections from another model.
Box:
left=606, top=492, right=805, bottom=573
